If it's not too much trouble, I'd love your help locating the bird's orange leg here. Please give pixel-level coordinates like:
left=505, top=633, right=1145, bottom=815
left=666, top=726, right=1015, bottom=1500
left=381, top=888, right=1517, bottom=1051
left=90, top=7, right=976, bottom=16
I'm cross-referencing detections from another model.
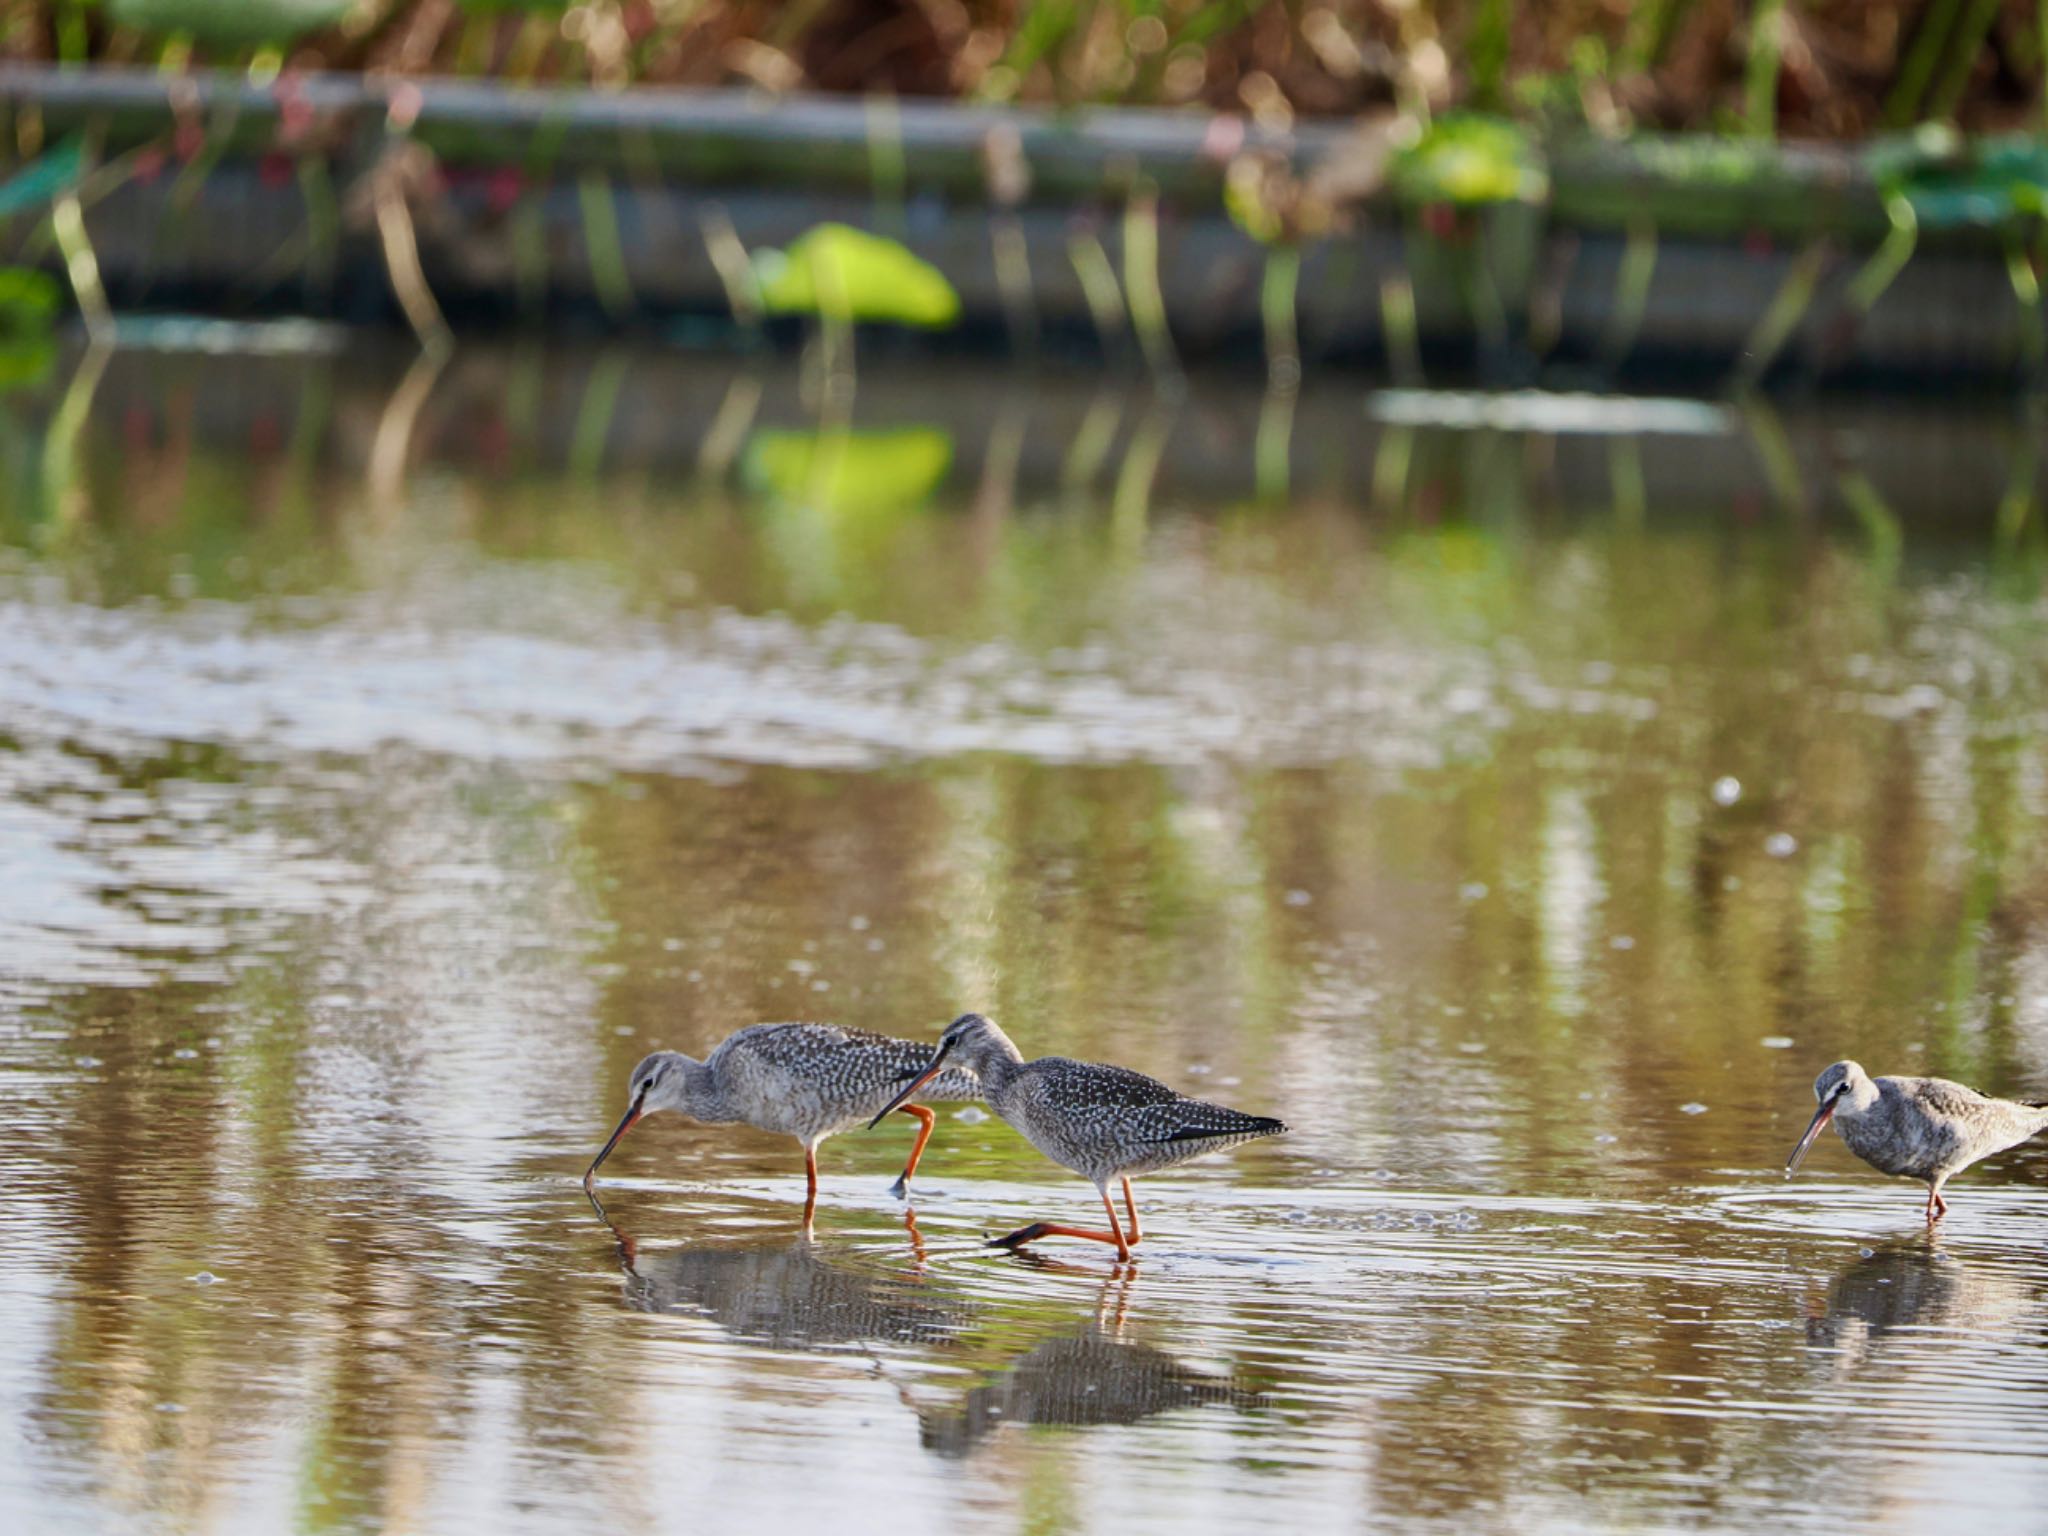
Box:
left=798, top=1143, right=821, bottom=1238
left=988, top=1192, right=1133, bottom=1262
left=1120, top=1177, right=1143, bottom=1244
left=1926, top=1185, right=1948, bottom=1222
left=889, top=1104, right=937, bottom=1199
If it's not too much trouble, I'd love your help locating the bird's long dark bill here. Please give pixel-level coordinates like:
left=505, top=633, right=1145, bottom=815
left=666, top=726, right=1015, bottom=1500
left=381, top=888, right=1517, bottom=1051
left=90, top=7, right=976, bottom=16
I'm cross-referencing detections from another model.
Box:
left=867, top=1045, right=952, bottom=1131
left=584, top=1103, right=642, bottom=1185
left=1785, top=1100, right=1836, bottom=1173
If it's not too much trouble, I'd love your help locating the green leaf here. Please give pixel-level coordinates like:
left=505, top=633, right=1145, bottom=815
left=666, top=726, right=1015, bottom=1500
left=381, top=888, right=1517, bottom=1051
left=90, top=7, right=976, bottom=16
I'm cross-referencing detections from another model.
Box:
left=752, top=224, right=961, bottom=328
left=452, top=0, right=572, bottom=13
left=742, top=427, right=954, bottom=517
left=0, top=139, right=87, bottom=220
left=104, top=0, right=354, bottom=47
left=1391, top=114, right=1548, bottom=207
left=0, top=268, right=62, bottom=336
left=1868, top=130, right=2048, bottom=233
left=0, top=338, right=57, bottom=390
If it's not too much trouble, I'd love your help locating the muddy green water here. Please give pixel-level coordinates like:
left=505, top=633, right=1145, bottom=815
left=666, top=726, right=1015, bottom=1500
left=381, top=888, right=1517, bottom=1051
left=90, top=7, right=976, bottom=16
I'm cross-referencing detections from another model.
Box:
left=4, top=337, right=2048, bottom=1534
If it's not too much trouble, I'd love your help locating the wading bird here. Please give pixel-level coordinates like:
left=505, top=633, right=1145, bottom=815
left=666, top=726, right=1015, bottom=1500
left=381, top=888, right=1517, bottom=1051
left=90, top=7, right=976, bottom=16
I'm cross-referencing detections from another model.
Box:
left=585, top=1022, right=982, bottom=1208
left=871, top=1013, right=1286, bottom=1261
left=1786, top=1059, right=2048, bottom=1222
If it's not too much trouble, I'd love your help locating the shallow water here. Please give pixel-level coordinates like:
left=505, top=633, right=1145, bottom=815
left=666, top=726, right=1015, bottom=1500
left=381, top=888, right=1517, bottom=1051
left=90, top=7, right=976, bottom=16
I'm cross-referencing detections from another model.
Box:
left=4, top=338, right=2048, bottom=1534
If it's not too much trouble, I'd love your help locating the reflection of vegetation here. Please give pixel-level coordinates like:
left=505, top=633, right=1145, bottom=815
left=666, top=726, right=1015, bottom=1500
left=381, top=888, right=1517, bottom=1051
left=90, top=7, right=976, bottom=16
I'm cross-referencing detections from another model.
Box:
left=742, top=426, right=953, bottom=517
left=16, top=342, right=2048, bottom=1536
left=737, top=424, right=955, bottom=608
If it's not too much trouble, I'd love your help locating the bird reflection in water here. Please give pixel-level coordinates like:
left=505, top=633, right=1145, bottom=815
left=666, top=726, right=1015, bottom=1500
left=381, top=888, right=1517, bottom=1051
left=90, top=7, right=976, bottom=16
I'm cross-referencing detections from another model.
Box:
left=586, top=1195, right=1262, bottom=1446
left=589, top=1189, right=972, bottom=1352
left=918, top=1269, right=1265, bottom=1458
left=1804, top=1234, right=2038, bottom=1369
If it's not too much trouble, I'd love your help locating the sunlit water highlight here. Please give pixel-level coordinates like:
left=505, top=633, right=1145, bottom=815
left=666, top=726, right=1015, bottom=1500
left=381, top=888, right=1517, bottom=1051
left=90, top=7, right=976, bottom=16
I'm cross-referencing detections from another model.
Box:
left=3, top=341, right=2048, bottom=1534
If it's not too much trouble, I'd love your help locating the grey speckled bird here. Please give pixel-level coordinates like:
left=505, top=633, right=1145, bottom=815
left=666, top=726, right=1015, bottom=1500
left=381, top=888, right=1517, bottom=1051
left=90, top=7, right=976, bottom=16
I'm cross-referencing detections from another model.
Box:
left=871, top=1013, right=1287, bottom=1261
left=584, top=1022, right=982, bottom=1206
left=1786, top=1059, right=2048, bottom=1221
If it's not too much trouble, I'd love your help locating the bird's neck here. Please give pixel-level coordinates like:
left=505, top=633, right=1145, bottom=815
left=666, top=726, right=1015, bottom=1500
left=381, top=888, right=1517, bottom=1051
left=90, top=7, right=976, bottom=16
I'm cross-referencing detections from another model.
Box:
left=958, top=1027, right=1026, bottom=1095
left=669, top=1055, right=738, bottom=1124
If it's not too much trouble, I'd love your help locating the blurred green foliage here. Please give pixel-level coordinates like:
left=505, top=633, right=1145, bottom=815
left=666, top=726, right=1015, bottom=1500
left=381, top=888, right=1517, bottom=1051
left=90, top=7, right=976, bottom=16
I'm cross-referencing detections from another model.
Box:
left=103, top=0, right=352, bottom=48
left=1391, top=115, right=1549, bottom=206
left=0, top=267, right=62, bottom=331
left=0, top=139, right=86, bottom=219
left=6, top=2, right=2038, bottom=142
left=1870, top=130, right=2048, bottom=229
left=752, top=225, right=961, bottom=329
left=742, top=426, right=954, bottom=517
left=0, top=268, right=60, bottom=389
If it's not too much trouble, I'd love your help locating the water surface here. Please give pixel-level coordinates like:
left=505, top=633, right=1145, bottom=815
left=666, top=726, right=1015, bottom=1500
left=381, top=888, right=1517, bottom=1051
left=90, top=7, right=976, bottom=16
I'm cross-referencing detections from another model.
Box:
left=4, top=339, right=2048, bottom=1534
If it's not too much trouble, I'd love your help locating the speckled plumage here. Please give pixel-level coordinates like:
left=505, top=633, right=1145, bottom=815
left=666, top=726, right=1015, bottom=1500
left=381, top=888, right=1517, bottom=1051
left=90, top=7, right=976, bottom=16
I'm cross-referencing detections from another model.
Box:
left=678, top=1022, right=983, bottom=1142
left=877, top=1013, right=1285, bottom=1259
left=983, top=1049, right=1287, bottom=1185
left=585, top=1021, right=982, bottom=1200
left=1788, top=1059, right=2048, bottom=1219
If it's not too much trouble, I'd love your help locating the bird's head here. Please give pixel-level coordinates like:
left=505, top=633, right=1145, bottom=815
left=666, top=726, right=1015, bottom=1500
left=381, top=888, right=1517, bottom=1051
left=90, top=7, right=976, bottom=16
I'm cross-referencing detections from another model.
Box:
left=584, top=1051, right=690, bottom=1186
left=932, top=1012, right=1003, bottom=1062
left=628, top=1050, right=692, bottom=1114
left=1817, top=1060, right=1867, bottom=1100
left=1787, top=1060, right=1869, bottom=1174
left=866, top=1013, right=1005, bottom=1129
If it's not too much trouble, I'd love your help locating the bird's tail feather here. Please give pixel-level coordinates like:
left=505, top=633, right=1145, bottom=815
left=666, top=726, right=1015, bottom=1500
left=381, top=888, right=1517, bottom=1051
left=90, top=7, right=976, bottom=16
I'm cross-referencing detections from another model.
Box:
left=1146, top=1115, right=1287, bottom=1145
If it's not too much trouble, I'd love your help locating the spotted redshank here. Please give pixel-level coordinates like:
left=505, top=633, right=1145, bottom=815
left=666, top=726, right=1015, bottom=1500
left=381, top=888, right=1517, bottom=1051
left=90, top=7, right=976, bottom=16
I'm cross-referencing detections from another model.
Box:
left=585, top=1021, right=981, bottom=1209
left=871, top=1013, right=1286, bottom=1261
left=1786, top=1059, right=2048, bottom=1221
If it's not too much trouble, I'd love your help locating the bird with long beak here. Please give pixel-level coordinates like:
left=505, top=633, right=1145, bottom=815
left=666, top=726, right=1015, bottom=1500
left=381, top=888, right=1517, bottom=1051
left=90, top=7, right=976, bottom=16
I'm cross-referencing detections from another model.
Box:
left=870, top=1013, right=1286, bottom=1262
left=1786, top=1059, right=2048, bottom=1222
left=584, top=1022, right=983, bottom=1211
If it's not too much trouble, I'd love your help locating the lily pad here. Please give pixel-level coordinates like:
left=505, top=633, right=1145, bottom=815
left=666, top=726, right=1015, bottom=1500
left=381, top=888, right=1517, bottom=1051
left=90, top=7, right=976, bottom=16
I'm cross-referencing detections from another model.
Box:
left=1391, top=114, right=1548, bottom=207
left=752, top=225, right=961, bottom=329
